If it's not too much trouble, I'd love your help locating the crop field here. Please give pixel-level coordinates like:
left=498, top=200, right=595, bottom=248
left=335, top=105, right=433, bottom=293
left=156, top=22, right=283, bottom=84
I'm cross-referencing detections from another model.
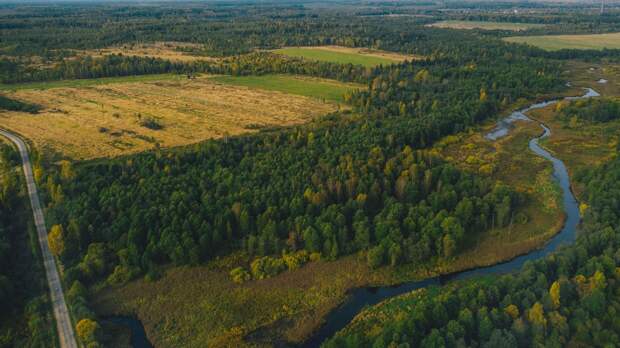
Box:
left=209, top=75, right=362, bottom=102
left=82, top=42, right=215, bottom=62
left=505, top=32, right=620, bottom=51
left=429, top=20, right=544, bottom=31
left=272, top=46, right=416, bottom=67
left=0, top=75, right=339, bottom=159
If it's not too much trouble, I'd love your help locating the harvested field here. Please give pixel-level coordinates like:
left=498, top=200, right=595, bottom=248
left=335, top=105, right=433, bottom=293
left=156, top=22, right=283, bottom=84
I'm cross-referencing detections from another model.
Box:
left=0, top=76, right=338, bottom=159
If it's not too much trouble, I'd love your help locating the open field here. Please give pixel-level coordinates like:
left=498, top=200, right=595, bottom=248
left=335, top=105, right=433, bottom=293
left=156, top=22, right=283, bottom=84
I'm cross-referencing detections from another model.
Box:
left=82, top=41, right=215, bottom=62
left=429, top=20, right=545, bottom=31
left=209, top=75, right=362, bottom=102
left=272, top=46, right=417, bottom=67
left=505, top=32, right=620, bottom=51
left=0, top=75, right=342, bottom=159
left=94, top=116, right=565, bottom=347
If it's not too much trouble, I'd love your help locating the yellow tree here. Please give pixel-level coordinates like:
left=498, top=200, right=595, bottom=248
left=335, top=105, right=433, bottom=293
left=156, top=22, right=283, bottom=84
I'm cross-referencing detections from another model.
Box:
left=550, top=281, right=561, bottom=309
left=48, top=224, right=65, bottom=257
left=75, top=318, right=99, bottom=343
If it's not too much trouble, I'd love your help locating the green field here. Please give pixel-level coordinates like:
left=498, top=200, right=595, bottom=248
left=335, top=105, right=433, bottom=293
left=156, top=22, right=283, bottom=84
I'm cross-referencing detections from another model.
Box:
left=429, top=20, right=544, bottom=31
left=0, top=73, right=181, bottom=91
left=272, top=47, right=402, bottom=67
left=209, top=74, right=362, bottom=102
left=505, top=32, right=620, bottom=51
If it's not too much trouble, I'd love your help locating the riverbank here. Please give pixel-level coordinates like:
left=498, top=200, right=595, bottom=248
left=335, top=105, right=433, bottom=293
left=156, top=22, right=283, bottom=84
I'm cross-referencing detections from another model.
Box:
left=315, top=88, right=590, bottom=346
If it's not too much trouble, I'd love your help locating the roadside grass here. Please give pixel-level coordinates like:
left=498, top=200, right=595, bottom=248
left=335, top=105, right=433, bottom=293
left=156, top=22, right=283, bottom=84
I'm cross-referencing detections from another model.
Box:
left=0, top=74, right=182, bottom=91
left=429, top=20, right=544, bottom=31
left=0, top=75, right=337, bottom=159
left=272, top=46, right=416, bottom=67
left=209, top=74, right=363, bottom=102
left=504, top=32, right=620, bottom=51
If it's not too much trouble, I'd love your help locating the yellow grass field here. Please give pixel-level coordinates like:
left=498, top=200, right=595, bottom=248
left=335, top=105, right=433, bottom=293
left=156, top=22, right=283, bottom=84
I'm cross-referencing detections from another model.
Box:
left=505, top=32, right=620, bottom=51
left=82, top=41, right=215, bottom=62
left=0, top=76, right=338, bottom=160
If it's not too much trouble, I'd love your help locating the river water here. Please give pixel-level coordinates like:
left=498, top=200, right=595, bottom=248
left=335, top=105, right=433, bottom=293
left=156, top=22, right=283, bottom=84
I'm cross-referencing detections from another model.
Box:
left=112, top=88, right=599, bottom=348
left=301, top=87, right=599, bottom=347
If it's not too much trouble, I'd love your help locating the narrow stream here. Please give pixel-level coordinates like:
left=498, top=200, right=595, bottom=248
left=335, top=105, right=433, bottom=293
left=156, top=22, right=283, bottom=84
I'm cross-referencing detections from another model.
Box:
left=110, top=88, right=599, bottom=348
left=301, top=87, right=599, bottom=348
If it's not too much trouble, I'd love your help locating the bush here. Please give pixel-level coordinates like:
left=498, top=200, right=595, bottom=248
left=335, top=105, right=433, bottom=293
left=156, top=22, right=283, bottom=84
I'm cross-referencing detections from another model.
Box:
left=283, top=250, right=310, bottom=271
left=230, top=267, right=251, bottom=283
left=250, top=256, right=286, bottom=280
left=139, top=117, right=164, bottom=130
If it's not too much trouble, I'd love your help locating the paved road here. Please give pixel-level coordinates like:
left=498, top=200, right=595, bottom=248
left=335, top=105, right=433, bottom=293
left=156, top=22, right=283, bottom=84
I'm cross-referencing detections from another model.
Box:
left=0, top=129, right=78, bottom=348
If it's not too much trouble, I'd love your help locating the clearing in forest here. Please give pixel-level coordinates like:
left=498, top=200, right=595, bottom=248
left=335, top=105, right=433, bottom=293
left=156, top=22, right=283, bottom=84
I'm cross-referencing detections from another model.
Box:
left=0, top=75, right=342, bottom=159
left=272, top=46, right=417, bottom=67
left=81, top=42, right=216, bottom=62
left=429, top=20, right=544, bottom=31
left=504, top=32, right=620, bottom=51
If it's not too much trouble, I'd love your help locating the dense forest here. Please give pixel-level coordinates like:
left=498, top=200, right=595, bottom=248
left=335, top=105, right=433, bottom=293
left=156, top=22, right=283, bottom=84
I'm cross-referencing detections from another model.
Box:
left=0, top=144, right=56, bottom=347
left=324, top=151, right=620, bottom=348
left=2, top=1, right=620, bottom=347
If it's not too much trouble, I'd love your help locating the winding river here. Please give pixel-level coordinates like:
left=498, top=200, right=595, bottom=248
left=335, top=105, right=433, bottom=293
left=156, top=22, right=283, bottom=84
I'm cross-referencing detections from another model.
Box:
left=113, top=88, right=599, bottom=348
left=301, top=87, right=599, bottom=347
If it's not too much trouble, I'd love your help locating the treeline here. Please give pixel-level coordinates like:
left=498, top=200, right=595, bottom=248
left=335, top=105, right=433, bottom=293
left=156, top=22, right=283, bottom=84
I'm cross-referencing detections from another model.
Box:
left=558, top=97, right=620, bottom=123
left=0, top=94, right=41, bottom=113
left=0, top=54, right=191, bottom=84
left=0, top=143, right=56, bottom=347
left=324, top=153, right=620, bottom=348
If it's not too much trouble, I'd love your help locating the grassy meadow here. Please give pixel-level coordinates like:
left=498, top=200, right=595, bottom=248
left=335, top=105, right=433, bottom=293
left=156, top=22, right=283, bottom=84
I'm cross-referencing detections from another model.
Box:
left=0, top=75, right=338, bottom=159
left=505, top=32, right=620, bottom=51
left=209, top=74, right=362, bottom=102
left=272, top=46, right=415, bottom=67
left=429, top=20, right=544, bottom=31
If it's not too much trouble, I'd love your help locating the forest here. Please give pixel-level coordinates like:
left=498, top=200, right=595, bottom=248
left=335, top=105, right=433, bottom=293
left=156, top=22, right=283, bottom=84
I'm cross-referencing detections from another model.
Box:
left=324, top=152, right=620, bottom=348
left=1, top=1, right=620, bottom=347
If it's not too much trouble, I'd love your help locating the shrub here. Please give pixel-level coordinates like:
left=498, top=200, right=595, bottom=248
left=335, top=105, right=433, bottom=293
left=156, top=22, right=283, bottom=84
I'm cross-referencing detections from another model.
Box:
left=139, top=117, right=164, bottom=130
left=283, top=250, right=309, bottom=271
left=250, top=256, right=286, bottom=280
left=230, top=267, right=251, bottom=283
